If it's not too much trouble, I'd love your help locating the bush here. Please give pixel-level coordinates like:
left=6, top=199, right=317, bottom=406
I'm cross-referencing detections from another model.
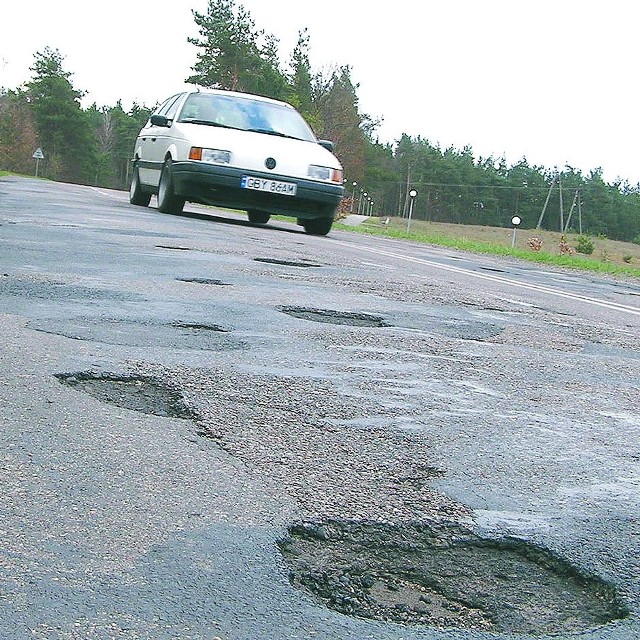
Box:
left=633, top=235, right=640, bottom=246
left=576, top=235, right=595, bottom=255
left=622, top=254, right=633, bottom=264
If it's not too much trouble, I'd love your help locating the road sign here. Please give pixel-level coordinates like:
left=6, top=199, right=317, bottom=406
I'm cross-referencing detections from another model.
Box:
left=32, top=148, right=44, bottom=177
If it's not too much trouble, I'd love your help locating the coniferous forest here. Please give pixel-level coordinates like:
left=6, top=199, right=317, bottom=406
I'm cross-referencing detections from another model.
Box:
left=1, top=0, right=639, bottom=243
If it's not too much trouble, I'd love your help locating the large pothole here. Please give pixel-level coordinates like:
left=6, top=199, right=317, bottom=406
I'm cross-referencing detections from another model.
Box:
left=280, top=307, right=390, bottom=327
left=278, top=520, right=628, bottom=635
left=56, top=372, right=196, bottom=420
left=255, top=257, right=323, bottom=268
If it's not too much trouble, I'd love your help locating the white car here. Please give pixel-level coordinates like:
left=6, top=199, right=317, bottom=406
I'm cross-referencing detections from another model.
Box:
left=129, top=89, right=345, bottom=235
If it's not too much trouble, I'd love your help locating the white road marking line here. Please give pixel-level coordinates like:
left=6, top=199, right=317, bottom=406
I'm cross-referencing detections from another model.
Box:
left=341, top=241, right=640, bottom=317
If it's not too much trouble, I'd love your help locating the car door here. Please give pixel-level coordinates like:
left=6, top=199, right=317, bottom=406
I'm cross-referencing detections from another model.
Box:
left=139, top=94, right=185, bottom=187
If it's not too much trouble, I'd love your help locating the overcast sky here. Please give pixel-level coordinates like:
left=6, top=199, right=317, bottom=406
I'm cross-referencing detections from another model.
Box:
left=1, top=0, right=638, bottom=184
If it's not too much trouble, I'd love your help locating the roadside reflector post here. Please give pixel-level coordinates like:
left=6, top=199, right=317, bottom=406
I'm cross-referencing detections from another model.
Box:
left=511, top=215, right=522, bottom=248
left=407, top=189, right=418, bottom=232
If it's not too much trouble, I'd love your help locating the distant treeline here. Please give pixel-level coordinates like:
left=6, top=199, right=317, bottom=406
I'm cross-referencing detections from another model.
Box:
left=1, top=0, right=638, bottom=242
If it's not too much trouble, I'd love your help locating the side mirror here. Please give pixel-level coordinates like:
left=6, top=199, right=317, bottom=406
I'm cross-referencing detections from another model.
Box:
left=318, top=140, right=334, bottom=152
left=150, top=114, right=171, bottom=127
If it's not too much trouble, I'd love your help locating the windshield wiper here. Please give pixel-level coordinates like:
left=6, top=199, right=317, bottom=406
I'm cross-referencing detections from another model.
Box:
left=246, top=128, right=302, bottom=140
left=180, top=119, right=240, bottom=130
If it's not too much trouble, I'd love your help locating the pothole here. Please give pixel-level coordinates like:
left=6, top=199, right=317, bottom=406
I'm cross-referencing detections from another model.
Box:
left=255, top=257, right=322, bottom=268
left=279, top=520, right=628, bottom=635
left=176, top=278, right=231, bottom=286
left=93, top=229, right=175, bottom=238
left=55, top=372, right=196, bottom=419
left=438, top=319, right=503, bottom=341
left=0, top=278, right=142, bottom=302
left=280, top=307, right=390, bottom=327
left=29, top=317, right=245, bottom=351
left=171, top=321, right=230, bottom=332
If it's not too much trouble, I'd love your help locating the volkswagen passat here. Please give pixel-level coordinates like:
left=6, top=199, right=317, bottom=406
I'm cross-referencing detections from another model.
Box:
left=129, top=89, right=344, bottom=235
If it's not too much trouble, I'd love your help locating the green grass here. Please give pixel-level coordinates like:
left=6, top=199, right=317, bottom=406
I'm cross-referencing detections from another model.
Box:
left=334, top=219, right=640, bottom=280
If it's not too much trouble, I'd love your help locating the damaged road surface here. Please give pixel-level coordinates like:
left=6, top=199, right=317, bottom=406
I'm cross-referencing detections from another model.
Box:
left=1, top=176, right=639, bottom=640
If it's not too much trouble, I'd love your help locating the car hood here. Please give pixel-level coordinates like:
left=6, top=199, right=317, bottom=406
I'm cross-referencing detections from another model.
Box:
left=177, top=123, right=342, bottom=178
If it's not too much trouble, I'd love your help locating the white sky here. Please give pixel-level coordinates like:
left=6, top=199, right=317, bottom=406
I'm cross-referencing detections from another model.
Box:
left=1, top=0, right=638, bottom=184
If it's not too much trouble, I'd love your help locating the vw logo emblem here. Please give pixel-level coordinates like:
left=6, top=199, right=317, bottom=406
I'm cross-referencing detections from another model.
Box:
left=265, top=157, right=277, bottom=170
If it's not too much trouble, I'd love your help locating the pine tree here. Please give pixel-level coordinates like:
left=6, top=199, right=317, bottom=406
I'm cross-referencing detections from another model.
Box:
left=312, top=66, right=368, bottom=183
left=25, top=47, right=96, bottom=182
left=186, top=0, right=288, bottom=99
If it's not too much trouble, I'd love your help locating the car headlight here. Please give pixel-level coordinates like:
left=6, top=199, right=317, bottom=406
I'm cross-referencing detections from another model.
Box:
left=308, top=165, right=343, bottom=183
left=189, top=147, right=231, bottom=164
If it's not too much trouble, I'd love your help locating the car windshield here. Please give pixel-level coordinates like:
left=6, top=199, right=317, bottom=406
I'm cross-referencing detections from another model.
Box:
left=177, top=93, right=317, bottom=142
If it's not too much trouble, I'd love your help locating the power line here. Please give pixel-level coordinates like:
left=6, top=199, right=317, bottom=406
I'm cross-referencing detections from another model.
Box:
left=378, top=180, right=582, bottom=191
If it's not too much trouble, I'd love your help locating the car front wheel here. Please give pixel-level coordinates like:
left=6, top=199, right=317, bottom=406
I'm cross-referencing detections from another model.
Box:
left=157, top=159, right=185, bottom=214
left=129, top=163, right=151, bottom=206
left=302, top=217, right=333, bottom=236
left=247, top=210, right=271, bottom=224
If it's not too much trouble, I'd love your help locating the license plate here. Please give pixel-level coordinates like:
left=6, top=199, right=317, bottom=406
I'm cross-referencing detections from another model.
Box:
left=241, top=175, right=297, bottom=196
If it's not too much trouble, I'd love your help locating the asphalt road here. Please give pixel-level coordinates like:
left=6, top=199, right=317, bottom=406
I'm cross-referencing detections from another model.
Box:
left=1, top=176, right=639, bottom=639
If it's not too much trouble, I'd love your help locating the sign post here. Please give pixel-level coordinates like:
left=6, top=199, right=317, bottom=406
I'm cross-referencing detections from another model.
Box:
left=511, top=215, right=522, bottom=248
left=407, top=189, right=418, bottom=231
left=32, top=147, right=44, bottom=177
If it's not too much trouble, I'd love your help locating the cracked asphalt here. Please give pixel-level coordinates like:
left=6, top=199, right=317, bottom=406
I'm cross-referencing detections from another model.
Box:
left=1, top=176, right=639, bottom=639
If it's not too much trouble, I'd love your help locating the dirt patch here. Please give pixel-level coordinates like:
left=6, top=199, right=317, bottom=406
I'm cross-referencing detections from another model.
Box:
left=279, top=520, right=628, bottom=635
left=56, top=372, right=196, bottom=420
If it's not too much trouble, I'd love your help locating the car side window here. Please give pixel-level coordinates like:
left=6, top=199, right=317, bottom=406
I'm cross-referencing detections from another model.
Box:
left=156, top=94, right=184, bottom=120
left=155, top=96, right=174, bottom=116
left=164, top=94, right=185, bottom=121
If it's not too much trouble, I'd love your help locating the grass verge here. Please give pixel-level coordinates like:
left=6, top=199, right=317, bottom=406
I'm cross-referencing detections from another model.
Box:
left=334, top=217, right=640, bottom=280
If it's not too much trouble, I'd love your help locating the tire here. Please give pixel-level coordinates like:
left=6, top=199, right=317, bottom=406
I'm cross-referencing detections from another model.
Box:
left=247, top=210, right=270, bottom=224
left=157, top=159, right=185, bottom=214
left=303, top=217, right=333, bottom=236
left=129, top=163, right=151, bottom=206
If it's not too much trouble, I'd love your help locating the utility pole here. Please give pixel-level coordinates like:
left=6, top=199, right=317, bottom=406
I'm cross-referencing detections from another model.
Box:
left=401, top=164, right=413, bottom=218
left=537, top=175, right=556, bottom=229
left=578, top=191, right=583, bottom=235
left=558, top=174, right=564, bottom=232
left=563, top=190, right=580, bottom=233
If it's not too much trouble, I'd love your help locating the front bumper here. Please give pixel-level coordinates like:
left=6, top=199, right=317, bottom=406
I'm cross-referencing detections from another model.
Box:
left=171, top=161, right=344, bottom=219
